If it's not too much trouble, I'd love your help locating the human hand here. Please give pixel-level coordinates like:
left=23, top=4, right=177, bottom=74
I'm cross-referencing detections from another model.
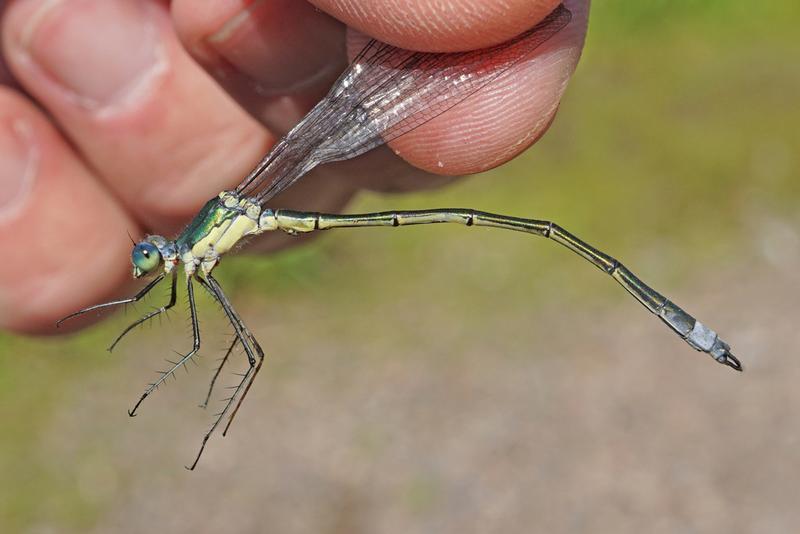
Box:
left=0, top=0, right=588, bottom=334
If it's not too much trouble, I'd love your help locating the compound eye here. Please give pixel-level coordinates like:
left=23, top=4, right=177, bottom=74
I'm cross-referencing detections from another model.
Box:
left=131, top=242, right=162, bottom=276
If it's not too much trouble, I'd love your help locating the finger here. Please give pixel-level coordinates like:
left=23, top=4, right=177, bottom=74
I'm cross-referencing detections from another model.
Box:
left=2, top=0, right=272, bottom=233
left=372, top=0, right=589, bottom=176
left=171, top=0, right=347, bottom=134
left=310, top=0, right=564, bottom=52
left=0, top=88, right=138, bottom=334
left=171, top=0, right=454, bottom=196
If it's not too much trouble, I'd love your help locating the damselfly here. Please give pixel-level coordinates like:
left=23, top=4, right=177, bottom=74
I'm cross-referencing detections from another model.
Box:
left=58, top=4, right=741, bottom=470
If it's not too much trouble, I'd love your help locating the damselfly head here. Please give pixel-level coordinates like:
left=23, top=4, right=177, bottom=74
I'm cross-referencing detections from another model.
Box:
left=131, top=241, right=162, bottom=278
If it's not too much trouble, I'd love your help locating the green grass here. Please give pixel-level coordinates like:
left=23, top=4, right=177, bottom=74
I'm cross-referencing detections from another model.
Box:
left=1, top=2, right=798, bottom=531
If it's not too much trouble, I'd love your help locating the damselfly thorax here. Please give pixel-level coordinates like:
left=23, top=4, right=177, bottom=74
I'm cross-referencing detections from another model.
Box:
left=138, top=191, right=312, bottom=278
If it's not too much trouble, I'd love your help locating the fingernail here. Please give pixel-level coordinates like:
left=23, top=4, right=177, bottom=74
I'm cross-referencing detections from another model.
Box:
left=19, top=0, right=166, bottom=112
left=0, top=118, right=38, bottom=221
left=207, top=0, right=344, bottom=96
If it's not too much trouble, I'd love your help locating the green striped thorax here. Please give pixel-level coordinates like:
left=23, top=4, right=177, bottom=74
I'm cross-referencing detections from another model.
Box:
left=175, top=194, right=239, bottom=252
left=130, top=192, right=276, bottom=279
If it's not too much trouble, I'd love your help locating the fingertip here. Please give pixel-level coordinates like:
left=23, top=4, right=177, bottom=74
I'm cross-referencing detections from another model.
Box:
left=172, top=0, right=346, bottom=133
left=382, top=0, right=588, bottom=175
left=313, top=0, right=564, bottom=52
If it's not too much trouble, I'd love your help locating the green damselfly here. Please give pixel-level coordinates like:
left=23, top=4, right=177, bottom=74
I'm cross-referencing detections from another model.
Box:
left=58, top=4, right=741, bottom=470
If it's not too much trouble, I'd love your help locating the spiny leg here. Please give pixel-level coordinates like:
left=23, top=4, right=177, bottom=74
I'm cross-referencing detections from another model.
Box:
left=188, top=274, right=264, bottom=470
left=271, top=208, right=742, bottom=371
left=199, top=335, right=239, bottom=409
left=128, top=275, right=201, bottom=417
left=108, top=270, right=179, bottom=352
left=204, top=274, right=264, bottom=436
left=56, top=273, right=165, bottom=327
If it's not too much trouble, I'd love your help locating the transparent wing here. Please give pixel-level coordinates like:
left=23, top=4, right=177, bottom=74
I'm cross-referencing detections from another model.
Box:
left=235, top=4, right=571, bottom=204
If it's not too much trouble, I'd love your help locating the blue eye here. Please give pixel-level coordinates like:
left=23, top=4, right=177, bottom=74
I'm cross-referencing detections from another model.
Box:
left=131, top=242, right=162, bottom=276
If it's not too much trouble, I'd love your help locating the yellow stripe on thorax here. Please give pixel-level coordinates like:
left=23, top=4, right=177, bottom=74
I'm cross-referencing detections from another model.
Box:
left=191, top=214, right=257, bottom=258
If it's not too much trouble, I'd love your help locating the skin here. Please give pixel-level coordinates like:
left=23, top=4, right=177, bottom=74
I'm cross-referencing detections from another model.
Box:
left=0, top=0, right=588, bottom=334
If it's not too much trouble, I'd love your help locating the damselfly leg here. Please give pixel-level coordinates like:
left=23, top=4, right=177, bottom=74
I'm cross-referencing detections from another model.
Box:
left=188, top=274, right=264, bottom=470
left=199, top=336, right=239, bottom=409
left=56, top=273, right=166, bottom=328
left=128, top=275, right=201, bottom=417
left=108, top=270, right=178, bottom=352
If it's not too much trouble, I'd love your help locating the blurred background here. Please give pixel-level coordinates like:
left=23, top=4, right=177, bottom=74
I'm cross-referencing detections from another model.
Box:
left=1, top=1, right=798, bottom=532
